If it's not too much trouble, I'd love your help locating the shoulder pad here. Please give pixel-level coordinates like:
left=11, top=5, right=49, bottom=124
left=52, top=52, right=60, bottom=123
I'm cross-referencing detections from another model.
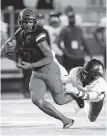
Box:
left=36, top=33, right=47, bottom=43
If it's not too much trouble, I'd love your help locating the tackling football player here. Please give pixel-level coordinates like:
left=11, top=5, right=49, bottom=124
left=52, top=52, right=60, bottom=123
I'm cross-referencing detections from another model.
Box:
left=63, top=59, right=107, bottom=122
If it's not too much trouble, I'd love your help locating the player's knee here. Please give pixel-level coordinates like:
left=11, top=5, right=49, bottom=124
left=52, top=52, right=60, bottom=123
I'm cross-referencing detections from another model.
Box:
left=88, top=116, right=97, bottom=122
left=31, top=93, right=42, bottom=106
left=32, top=99, right=44, bottom=107
left=54, top=100, right=64, bottom=105
left=53, top=94, right=65, bottom=105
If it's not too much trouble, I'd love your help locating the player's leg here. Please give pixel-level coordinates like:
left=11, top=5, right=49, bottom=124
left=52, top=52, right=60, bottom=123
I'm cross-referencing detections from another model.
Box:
left=29, top=72, right=74, bottom=128
left=88, top=96, right=105, bottom=122
left=49, top=74, right=84, bottom=108
left=44, top=61, right=84, bottom=108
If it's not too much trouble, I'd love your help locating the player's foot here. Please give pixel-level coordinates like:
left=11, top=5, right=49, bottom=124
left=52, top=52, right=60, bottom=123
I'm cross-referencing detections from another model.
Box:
left=70, top=93, right=84, bottom=108
left=63, top=119, right=74, bottom=129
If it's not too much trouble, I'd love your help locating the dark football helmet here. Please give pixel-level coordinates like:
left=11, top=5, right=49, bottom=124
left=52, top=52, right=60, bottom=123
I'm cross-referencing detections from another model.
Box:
left=78, top=59, right=104, bottom=86
left=18, top=8, right=38, bottom=33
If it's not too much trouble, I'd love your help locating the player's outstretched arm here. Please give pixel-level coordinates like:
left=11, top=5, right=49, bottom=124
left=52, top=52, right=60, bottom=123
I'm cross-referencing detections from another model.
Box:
left=73, top=88, right=105, bottom=101
left=77, top=77, right=107, bottom=100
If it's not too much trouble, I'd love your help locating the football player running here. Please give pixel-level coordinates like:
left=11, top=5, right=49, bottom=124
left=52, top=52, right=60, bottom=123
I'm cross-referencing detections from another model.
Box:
left=63, top=59, right=107, bottom=122
left=1, top=8, right=84, bottom=128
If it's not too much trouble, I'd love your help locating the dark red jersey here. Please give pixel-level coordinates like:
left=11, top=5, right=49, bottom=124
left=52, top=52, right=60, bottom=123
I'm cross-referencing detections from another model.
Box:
left=15, top=26, right=47, bottom=63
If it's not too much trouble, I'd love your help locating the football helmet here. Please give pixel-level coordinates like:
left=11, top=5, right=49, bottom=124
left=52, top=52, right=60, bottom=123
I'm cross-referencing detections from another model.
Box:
left=18, top=8, right=38, bottom=32
left=78, top=59, right=104, bottom=86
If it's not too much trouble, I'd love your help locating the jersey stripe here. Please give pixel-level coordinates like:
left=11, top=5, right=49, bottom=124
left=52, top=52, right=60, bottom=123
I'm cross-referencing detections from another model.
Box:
left=36, top=33, right=46, bottom=43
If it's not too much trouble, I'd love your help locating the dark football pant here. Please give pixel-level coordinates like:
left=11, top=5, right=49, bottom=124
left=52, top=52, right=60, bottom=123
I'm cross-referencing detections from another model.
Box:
left=88, top=96, right=105, bottom=122
left=29, top=61, right=73, bottom=104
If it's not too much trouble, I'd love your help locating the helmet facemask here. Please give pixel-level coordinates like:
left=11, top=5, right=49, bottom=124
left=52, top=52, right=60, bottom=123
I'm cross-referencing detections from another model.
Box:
left=18, top=8, right=38, bottom=33
left=20, top=16, right=38, bottom=33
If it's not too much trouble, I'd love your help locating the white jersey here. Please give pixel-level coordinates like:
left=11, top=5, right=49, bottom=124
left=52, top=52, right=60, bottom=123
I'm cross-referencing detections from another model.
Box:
left=85, top=77, right=107, bottom=94
left=84, top=77, right=107, bottom=102
left=69, top=67, right=107, bottom=102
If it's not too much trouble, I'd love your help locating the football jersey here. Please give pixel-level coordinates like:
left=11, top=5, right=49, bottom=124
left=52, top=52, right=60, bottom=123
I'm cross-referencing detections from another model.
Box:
left=84, top=77, right=107, bottom=102
left=15, top=26, right=47, bottom=63
left=85, top=77, right=107, bottom=94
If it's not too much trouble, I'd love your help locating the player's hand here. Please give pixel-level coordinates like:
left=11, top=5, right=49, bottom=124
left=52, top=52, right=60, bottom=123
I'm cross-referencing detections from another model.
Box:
left=1, top=42, right=15, bottom=55
left=6, top=38, right=16, bottom=51
left=16, top=63, right=24, bottom=69
left=7, top=42, right=15, bottom=51
left=21, top=61, right=34, bottom=69
left=16, top=63, right=32, bottom=70
left=65, top=83, right=76, bottom=93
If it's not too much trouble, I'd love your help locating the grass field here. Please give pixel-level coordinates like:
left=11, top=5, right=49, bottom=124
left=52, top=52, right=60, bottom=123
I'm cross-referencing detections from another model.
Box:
left=1, top=94, right=106, bottom=136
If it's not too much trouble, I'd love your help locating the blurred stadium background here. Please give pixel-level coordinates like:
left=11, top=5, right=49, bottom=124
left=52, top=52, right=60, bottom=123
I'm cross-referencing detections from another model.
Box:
left=1, top=0, right=106, bottom=97
left=1, top=0, right=106, bottom=136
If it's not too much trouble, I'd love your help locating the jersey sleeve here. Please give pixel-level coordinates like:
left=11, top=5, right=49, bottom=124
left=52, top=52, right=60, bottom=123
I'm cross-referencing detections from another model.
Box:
left=36, top=33, right=47, bottom=43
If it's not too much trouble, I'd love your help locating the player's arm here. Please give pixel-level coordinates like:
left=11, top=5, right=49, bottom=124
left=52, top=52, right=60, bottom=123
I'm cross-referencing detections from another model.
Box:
left=30, top=33, right=53, bottom=68
left=1, top=37, right=16, bottom=61
left=32, top=41, right=53, bottom=67
left=73, top=89, right=105, bottom=101
left=64, top=81, right=100, bottom=100
left=73, top=78, right=107, bottom=100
